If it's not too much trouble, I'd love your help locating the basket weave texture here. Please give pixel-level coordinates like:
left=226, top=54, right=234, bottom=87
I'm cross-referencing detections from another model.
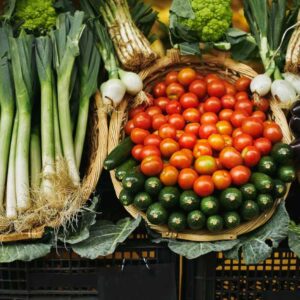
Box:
left=108, top=49, right=292, bottom=242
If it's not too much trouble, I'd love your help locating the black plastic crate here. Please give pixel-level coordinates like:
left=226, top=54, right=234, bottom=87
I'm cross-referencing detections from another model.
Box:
left=183, top=247, right=300, bottom=300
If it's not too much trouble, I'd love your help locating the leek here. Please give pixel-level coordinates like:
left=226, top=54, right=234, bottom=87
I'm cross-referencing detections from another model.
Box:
left=30, top=126, right=42, bottom=190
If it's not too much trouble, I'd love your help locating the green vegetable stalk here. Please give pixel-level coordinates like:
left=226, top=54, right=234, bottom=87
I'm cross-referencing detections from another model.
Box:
left=30, top=126, right=42, bottom=190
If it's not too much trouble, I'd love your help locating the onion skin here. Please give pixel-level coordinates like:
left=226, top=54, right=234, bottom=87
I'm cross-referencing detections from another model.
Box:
left=100, top=79, right=126, bottom=106
left=250, top=74, right=272, bottom=96
left=271, top=79, right=297, bottom=104
left=119, top=69, right=143, bottom=96
left=283, top=73, right=300, bottom=94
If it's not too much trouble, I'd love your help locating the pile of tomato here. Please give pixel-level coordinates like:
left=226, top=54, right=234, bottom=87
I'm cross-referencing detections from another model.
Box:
left=125, top=67, right=283, bottom=197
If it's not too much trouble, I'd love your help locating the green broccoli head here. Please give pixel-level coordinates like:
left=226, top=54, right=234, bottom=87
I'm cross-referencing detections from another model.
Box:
left=181, top=0, right=232, bottom=42
left=14, top=0, right=57, bottom=34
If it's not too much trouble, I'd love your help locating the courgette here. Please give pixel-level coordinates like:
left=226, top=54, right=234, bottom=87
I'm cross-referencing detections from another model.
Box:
left=115, top=158, right=138, bottom=181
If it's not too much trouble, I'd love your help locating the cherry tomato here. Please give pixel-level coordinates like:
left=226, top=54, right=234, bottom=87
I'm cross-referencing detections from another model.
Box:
left=176, top=130, right=185, bottom=140
left=153, top=82, right=167, bottom=97
left=145, top=106, right=162, bottom=117
left=160, top=165, right=179, bottom=186
left=180, top=92, right=199, bottom=109
left=212, top=170, right=232, bottom=190
left=221, top=94, right=236, bottom=109
left=241, top=117, right=264, bottom=138
left=263, top=124, right=283, bottom=143
left=200, top=112, right=218, bottom=124
left=158, top=124, right=177, bottom=139
left=194, top=155, right=217, bottom=175
left=241, top=146, right=261, bottom=167
left=131, top=144, right=143, bottom=161
left=230, top=110, right=249, bottom=128
left=125, top=119, right=135, bottom=135
left=207, top=80, right=226, bottom=97
left=235, top=91, right=249, bottom=102
left=179, top=132, right=197, bottom=149
left=130, top=128, right=150, bottom=144
left=232, top=128, right=244, bottom=138
left=178, top=67, right=197, bottom=85
left=208, top=134, right=225, bottom=151
left=223, top=134, right=233, bottom=147
left=165, top=71, right=178, bottom=85
left=215, top=158, right=223, bottom=169
left=205, top=74, right=220, bottom=84
left=160, top=138, right=180, bottom=158
left=224, top=81, right=237, bottom=95
left=189, top=79, right=207, bottom=99
left=204, top=97, right=222, bottom=113
left=230, top=165, right=251, bottom=185
left=144, top=134, right=162, bottom=147
left=216, top=120, right=233, bottom=135
left=251, top=110, right=266, bottom=122
left=199, top=124, right=218, bottom=139
left=185, top=123, right=200, bottom=136
left=170, top=151, right=192, bottom=169
left=219, top=147, right=243, bottom=169
left=233, top=133, right=253, bottom=151
left=168, top=114, right=185, bottom=130
left=140, top=145, right=161, bottom=160
left=141, top=155, right=163, bottom=176
left=166, top=100, right=182, bottom=115
left=183, top=108, right=201, bottom=123
left=129, top=105, right=145, bottom=119
left=166, top=82, right=185, bottom=100
left=154, top=97, right=170, bottom=112
left=178, top=168, right=198, bottom=190
left=152, top=114, right=168, bottom=130
left=235, top=99, right=253, bottom=115
left=235, top=77, right=251, bottom=92
left=254, top=97, right=269, bottom=112
left=133, top=112, right=152, bottom=130
left=181, top=148, right=194, bottom=161
left=193, top=140, right=213, bottom=158
left=254, top=137, right=272, bottom=155
left=193, top=175, right=214, bottom=197
left=219, top=109, right=233, bottom=121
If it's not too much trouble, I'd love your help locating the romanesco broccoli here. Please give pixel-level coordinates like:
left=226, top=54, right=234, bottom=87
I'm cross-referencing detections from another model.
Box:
left=181, top=0, right=232, bottom=42
left=14, top=0, right=57, bottom=34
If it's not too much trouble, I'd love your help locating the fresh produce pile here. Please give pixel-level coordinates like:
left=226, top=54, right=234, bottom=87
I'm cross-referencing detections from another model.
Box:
left=105, top=67, right=296, bottom=232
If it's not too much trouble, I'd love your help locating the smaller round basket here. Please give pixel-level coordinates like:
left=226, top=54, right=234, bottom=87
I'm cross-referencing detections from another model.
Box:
left=108, top=49, right=292, bottom=242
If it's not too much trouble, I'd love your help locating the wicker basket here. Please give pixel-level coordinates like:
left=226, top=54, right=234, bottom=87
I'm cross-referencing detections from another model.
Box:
left=0, top=91, right=108, bottom=242
left=108, top=49, right=293, bottom=242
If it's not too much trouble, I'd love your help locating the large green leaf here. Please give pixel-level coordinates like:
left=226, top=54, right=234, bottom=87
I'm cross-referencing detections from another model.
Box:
left=0, top=243, right=52, bottom=263
left=72, top=216, right=141, bottom=259
left=170, top=0, right=194, bottom=19
left=288, top=231, right=300, bottom=258
left=168, top=239, right=240, bottom=260
left=225, top=203, right=290, bottom=264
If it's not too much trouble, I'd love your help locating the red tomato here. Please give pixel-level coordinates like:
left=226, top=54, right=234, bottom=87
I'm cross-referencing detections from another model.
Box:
left=170, top=151, right=192, bottom=169
left=140, top=145, right=161, bottom=160
left=144, top=134, right=162, bottom=147
left=212, top=170, right=232, bottom=190
left=160, top=138, right=180, bottom=158
left=194, top=156, right=217, bottom=175
left=154, top=97, right=170, bottom=112
left=235, top=91, right=249, bottom=102
left=158, top=124, right=177, bottom=139
left=235, top=99, right=253, bottom=115
left=178, top=67, right=197, bottom=85
left=252, top=111, right=266, bottom=122
left=178, top=133, right=197, bottom=149
left=223, top=134, right=233, bottom=147
left=165, top=71, right=178, bottom=85
left=233, top=133, right=253, bottom=151
left=185, top=123, right=200, bottom=136
left=160, top=165, right=179, bottom=186
left=230, top=165, right=251, bottom=185
left=181, top=148, right=193, bottom=161
left=235, top=77, right=251, bottom=92
left=254, top=97, right=269, bottom=112
left=215, top=158, right=223, bottom=169
left=168, top=114, right=185, bottom=130
left=189, top=79, right=207, bottom=99
left=219, top=147, right=243, bottom=169
left=166, top=100, right=182, bottom=115
left=130, top=128, right=150, bottom=144
left=180, top=92, right=199, bottom=109
left=166, top=82, right=185, bottom=100
left=254, top=137, right=272, bottom=155
left=232, top=128, right=244, bottom=138
left=263, top=124, right=283, bottom=143
left=205, top=74, right=220, bottom=84
left=128, top=105, right=145, bottom=119
left=125, top=120, right=135, bottom=135
left=200, top=112, right=218, bottom=124
left=216, top=120, right=233, bottom=135
left=204, top=97, right=222, bottom=113
left=193, top=140, right=213, bottom=158
left=230, top=110, right=249, bottom=128
left=152, top=114, right=168, bottom=130
left=241, top=117, right=264, bottom=138
left=141, top=155, right=163, bottom=176
left=131, top=144, right=143, bottom=161
left=207, top=80, right=226, bottom=97
left=178, top=168, right=198, bottom=190
left=199, top=124, right=218, bottom=139
left=183, top=108, right=201, bottom=123
left=145, top=106, right=162, bottom=117
left=219, top=109, right=233, bottom=121
left=241, top=146, right=261, bottom=167
left=221, top=94, right=236, bottom=109
left=208, top=134, right=225, bottom=151
left=133, top=112, right=152, bottom=130
left=198, top=102, right=205, bottom=115
left=224, top=81, right=237, bottom=95
left=193, top=175, right=214, bottom=197
left=176, top=130, right=185, bottom=140
left=153, top=82, right=167, bottom=97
